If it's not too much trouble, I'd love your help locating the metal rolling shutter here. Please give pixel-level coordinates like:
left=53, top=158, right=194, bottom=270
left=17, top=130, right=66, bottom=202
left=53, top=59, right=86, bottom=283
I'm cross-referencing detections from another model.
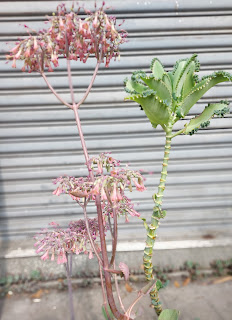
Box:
left=0, top=0, right=232, bottom=253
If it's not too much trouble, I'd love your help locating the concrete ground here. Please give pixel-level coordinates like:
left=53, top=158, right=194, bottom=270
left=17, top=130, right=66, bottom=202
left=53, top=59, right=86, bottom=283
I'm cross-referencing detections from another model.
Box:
left=0, top=277, right=232, bottom=320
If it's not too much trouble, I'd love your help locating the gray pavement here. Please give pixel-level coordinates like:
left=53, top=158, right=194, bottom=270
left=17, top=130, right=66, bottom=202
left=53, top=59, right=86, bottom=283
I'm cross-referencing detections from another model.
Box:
left=0, top=278, right=232, bottom=320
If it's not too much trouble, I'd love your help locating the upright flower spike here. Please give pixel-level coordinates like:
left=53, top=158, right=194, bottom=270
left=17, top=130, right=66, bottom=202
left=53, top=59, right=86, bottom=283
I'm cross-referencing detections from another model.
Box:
left=125, top=55, right=232, bottom=316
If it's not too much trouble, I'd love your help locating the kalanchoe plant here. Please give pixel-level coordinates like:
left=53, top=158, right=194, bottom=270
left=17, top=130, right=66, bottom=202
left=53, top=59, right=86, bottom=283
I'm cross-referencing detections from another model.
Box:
left=6, top=3, right=161, bottom=320
left=124, top=54, right=232, bottom=316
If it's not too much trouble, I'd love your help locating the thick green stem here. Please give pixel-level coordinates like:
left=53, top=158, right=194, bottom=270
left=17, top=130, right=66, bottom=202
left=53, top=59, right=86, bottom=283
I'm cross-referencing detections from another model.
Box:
left=143, top=123, right=172, bottom=316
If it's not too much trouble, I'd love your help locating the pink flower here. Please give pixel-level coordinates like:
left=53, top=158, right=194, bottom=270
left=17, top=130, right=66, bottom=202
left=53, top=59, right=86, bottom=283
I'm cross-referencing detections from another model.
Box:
left=57, top=251, right=67, bottom=264
left=41, top=250, right=49, bottom=261
left=12, top=59, right=16, bottom=68
left=89, top=251, right=93, bottom=259
left=59, top=18, right=64, bottom=30
left=93, top=14, right=99, bottom=28
left=116, top=189, right=123, bottom=201
left=53, top=186, right=62, bottom=196
left=132, top=178, right=146, bottom=192
left=24, top=47, right=31, bottom=58
left=51, top=52, right=59, bottom=67
left=110, top=184, right=117, bottom=202
left=15, top=48, right=22, bottom=59
left=10, top=44, right=20, bottom=54
left=92, top=183, right=100, bottom=195
left=101, top=187, right=108, bottom=201
left=129, top=208, right=140, bottom=217
left=105, top=16, right=112, bottom=31
left=36, top=243, right=46, bottom=253
left=48, top=64, right=53, bottom=72
left=33, top=37, right=38, bottom=50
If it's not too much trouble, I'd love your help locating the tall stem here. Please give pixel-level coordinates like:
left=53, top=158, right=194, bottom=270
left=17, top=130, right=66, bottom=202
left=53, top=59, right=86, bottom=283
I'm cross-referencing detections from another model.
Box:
left=143, top=122, right=172, bottom=316
left=65, top=254, right=75, bottom=320
left=73, top=108, right=130, bottom=320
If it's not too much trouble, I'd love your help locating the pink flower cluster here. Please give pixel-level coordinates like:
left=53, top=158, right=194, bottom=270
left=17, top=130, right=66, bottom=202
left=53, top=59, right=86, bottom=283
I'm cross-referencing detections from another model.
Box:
left=53, top=154, right=146, bottom=221
left=93, top=167, right=146, bottom=221
left=34, top=219, right=101, bottom=264
left=6, top=3, right=127, bottom=72
left=88, top=152, right=121, bottom=174
left=103, top=195, right=140, bottom=222
left=52, top=176, right=94, bottom=202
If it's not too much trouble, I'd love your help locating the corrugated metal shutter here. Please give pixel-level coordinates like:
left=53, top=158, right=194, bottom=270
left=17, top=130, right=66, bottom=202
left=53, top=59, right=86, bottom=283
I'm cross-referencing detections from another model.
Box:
left=1, top=0, right=232, bottom=251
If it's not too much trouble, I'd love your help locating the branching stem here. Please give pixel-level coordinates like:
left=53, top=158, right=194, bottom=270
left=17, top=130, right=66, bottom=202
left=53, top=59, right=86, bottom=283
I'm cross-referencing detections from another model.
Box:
left=41, top=72, right=73, bottom=109
left=170, top=127, right=185, bottom=139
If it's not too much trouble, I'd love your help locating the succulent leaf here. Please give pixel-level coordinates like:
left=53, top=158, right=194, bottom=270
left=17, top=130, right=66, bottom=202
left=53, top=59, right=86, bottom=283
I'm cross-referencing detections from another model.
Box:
left=183, top=101, right=230, bottom=135
left=162, top=73, right=173, bottom=94
left=130, top=93, right=170, bottom=127
left=180, top=71, right=232, bottom=117
left=141, top=76, right=172, bottom=106
left=150, top=58, right=165, bottom=79
left=124, top=79, right=149, bottom=95
left=174, top=54, right=198, bottom=98
left=182, top=62, right=196, bottom=99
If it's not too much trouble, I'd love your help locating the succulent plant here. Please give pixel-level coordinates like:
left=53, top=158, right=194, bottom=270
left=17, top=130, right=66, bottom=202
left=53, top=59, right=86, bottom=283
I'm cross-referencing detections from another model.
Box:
left=124, top=54, right=231, bottom=135
left=124, top=54, right=231, bottom=315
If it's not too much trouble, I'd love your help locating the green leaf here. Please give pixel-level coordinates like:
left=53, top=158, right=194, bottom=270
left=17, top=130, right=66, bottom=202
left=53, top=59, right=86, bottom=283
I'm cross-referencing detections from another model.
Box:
left=130, top=93, right=170, bottom=127
left=184, top=102, right=230, bottom=135
left=141, top=76, right=172, bottom=106
left=172, top=60, right=187, bottom=89
left=151, top=58, right=165, bottom=79
left=162, top=73, right=173, bottom=95
left=180, top=71, right=232, bottom=116
left=158, top=309, right=180, bottom=320
left=182, top=62, right=196, bottom=99
left=124, top=79, right=149, bottom=95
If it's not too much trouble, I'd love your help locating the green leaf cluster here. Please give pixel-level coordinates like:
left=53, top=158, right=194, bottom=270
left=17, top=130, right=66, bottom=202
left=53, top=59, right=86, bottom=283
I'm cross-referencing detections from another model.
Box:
left=124, top=54, right=231, bottom=135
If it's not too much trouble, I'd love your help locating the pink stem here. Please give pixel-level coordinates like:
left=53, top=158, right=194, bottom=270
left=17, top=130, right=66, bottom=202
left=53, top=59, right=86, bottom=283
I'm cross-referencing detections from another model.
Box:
left=109, top=207, right=118, bottom=267
left=113, top=261, right=126, bottom=313
left=99, top=261, right=113, bottom=320
left=75, top=62, right=100, bottom=109
left=82, top=201, right=103, bottom=265
left=41, top=72, right=73, bottom=109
